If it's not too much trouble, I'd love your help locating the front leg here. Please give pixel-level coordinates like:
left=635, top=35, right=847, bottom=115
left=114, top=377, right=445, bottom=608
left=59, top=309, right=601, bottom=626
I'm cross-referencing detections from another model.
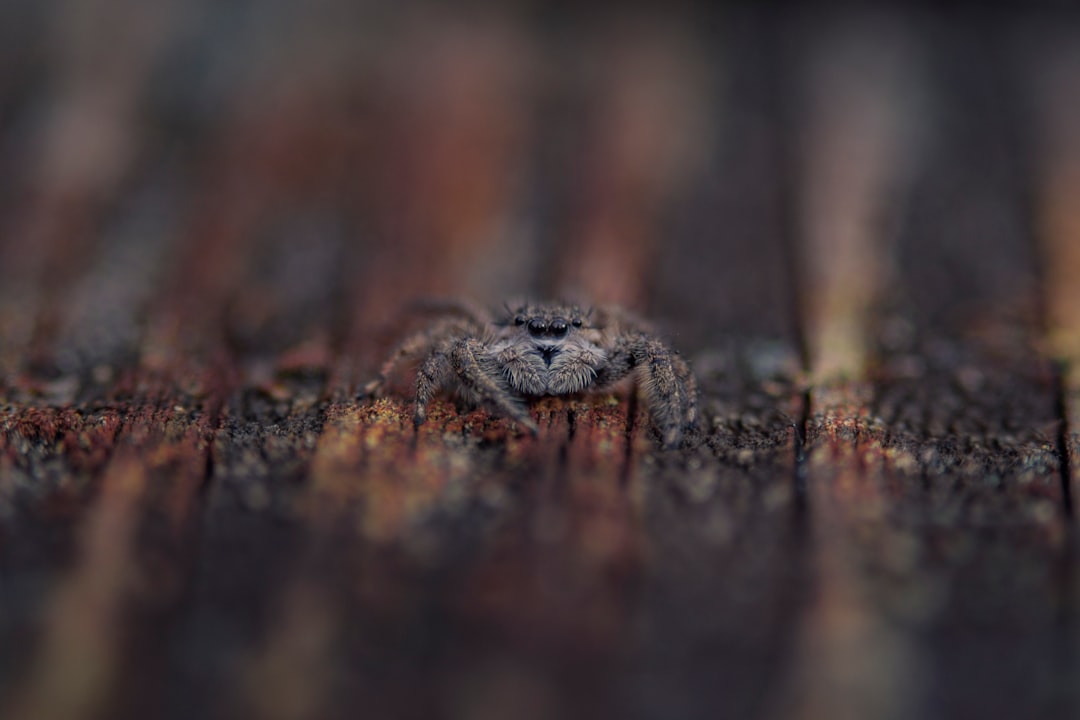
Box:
left=638, top=338, right=697, bottom=448
left=449, top=339, right=539, bottom=434
left=597, top=333, right=697, bottom=448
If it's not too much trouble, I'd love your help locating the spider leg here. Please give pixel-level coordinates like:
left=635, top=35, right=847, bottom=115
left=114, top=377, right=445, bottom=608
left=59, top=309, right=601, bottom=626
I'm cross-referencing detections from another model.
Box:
left=414, top=348, right=453, bottom=427
left=596, top=332, right=697, bottom=449
left=363, top=318, right=476, bottom=397
left=449, top=338, right=539, bottom=434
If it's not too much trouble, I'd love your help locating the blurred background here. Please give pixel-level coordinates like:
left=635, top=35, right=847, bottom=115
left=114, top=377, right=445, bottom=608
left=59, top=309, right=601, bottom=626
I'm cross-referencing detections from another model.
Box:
left=1, top=0, right=1078, bottom=377
left=2, top=2, right=1080, bottom=719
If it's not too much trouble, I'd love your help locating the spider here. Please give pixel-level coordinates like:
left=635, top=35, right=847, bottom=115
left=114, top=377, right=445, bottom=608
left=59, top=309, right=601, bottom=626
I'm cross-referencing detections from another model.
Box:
left=363, top=300, right=697, bottom=448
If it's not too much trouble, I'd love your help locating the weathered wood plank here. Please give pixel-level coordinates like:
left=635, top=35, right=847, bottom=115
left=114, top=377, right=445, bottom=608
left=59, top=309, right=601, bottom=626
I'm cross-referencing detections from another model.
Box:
left=775, top=13, right=1071, bottom=720
left=770, top=15, right=931, bottom=719
left=1, top=6, right=1077, bottom=720
left=1033, top=23, right=1080, bottom=718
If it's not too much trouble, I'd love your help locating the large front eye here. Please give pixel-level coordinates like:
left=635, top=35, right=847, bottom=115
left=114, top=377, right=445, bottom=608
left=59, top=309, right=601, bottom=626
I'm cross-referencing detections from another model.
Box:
left=549, top=318, right=568, bottom=337
left=527, top=319, right=547, bottom=337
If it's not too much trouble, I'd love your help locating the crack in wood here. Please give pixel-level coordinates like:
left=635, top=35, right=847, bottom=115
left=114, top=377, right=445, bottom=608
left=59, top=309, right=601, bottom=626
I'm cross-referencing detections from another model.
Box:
left=793, top=387, right=811, bottom=513
left=1053, top=360, right=1075, bottom=520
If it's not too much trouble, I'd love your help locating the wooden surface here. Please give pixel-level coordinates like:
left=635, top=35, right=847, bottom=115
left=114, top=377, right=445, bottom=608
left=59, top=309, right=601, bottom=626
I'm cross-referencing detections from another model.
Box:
left=1, top=4, right=1080, bottom=719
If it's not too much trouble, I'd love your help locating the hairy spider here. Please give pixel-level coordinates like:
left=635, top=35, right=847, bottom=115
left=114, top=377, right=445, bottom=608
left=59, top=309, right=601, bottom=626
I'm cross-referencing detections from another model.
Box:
left=364, top=300, right=697, bottom=448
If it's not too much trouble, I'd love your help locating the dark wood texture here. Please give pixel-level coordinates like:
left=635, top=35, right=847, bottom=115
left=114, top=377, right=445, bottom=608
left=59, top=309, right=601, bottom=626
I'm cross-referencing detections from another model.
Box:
left=1, top=4, right=1079, bottom=720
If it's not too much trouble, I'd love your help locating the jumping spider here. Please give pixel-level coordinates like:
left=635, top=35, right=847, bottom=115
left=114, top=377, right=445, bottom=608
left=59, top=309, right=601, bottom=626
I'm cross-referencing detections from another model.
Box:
left=364, top=300, right=697, bottom=448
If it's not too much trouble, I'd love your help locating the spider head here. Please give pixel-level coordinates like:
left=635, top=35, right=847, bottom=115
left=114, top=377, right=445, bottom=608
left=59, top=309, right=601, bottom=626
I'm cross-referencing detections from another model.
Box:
left=497, top=302, right=600, bottom=375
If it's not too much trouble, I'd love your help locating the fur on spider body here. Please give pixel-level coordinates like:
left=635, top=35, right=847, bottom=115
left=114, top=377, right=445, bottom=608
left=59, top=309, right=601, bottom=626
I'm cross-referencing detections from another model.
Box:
left=365, top=300, right=697, bottom=448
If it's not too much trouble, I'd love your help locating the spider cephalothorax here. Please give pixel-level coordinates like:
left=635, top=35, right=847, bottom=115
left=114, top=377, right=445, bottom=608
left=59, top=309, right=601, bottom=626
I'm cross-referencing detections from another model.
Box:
left=365, top=300, right=697, bottom=448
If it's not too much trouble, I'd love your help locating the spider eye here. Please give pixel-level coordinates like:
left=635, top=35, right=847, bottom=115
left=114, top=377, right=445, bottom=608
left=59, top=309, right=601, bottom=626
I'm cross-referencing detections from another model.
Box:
left=514, top=316, right=526, bottom=326
left=527, top=319, right=547, bottom=337
left=550, top=319, right=569, bottom=337
left=571, top=318, right=582, bottom=328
